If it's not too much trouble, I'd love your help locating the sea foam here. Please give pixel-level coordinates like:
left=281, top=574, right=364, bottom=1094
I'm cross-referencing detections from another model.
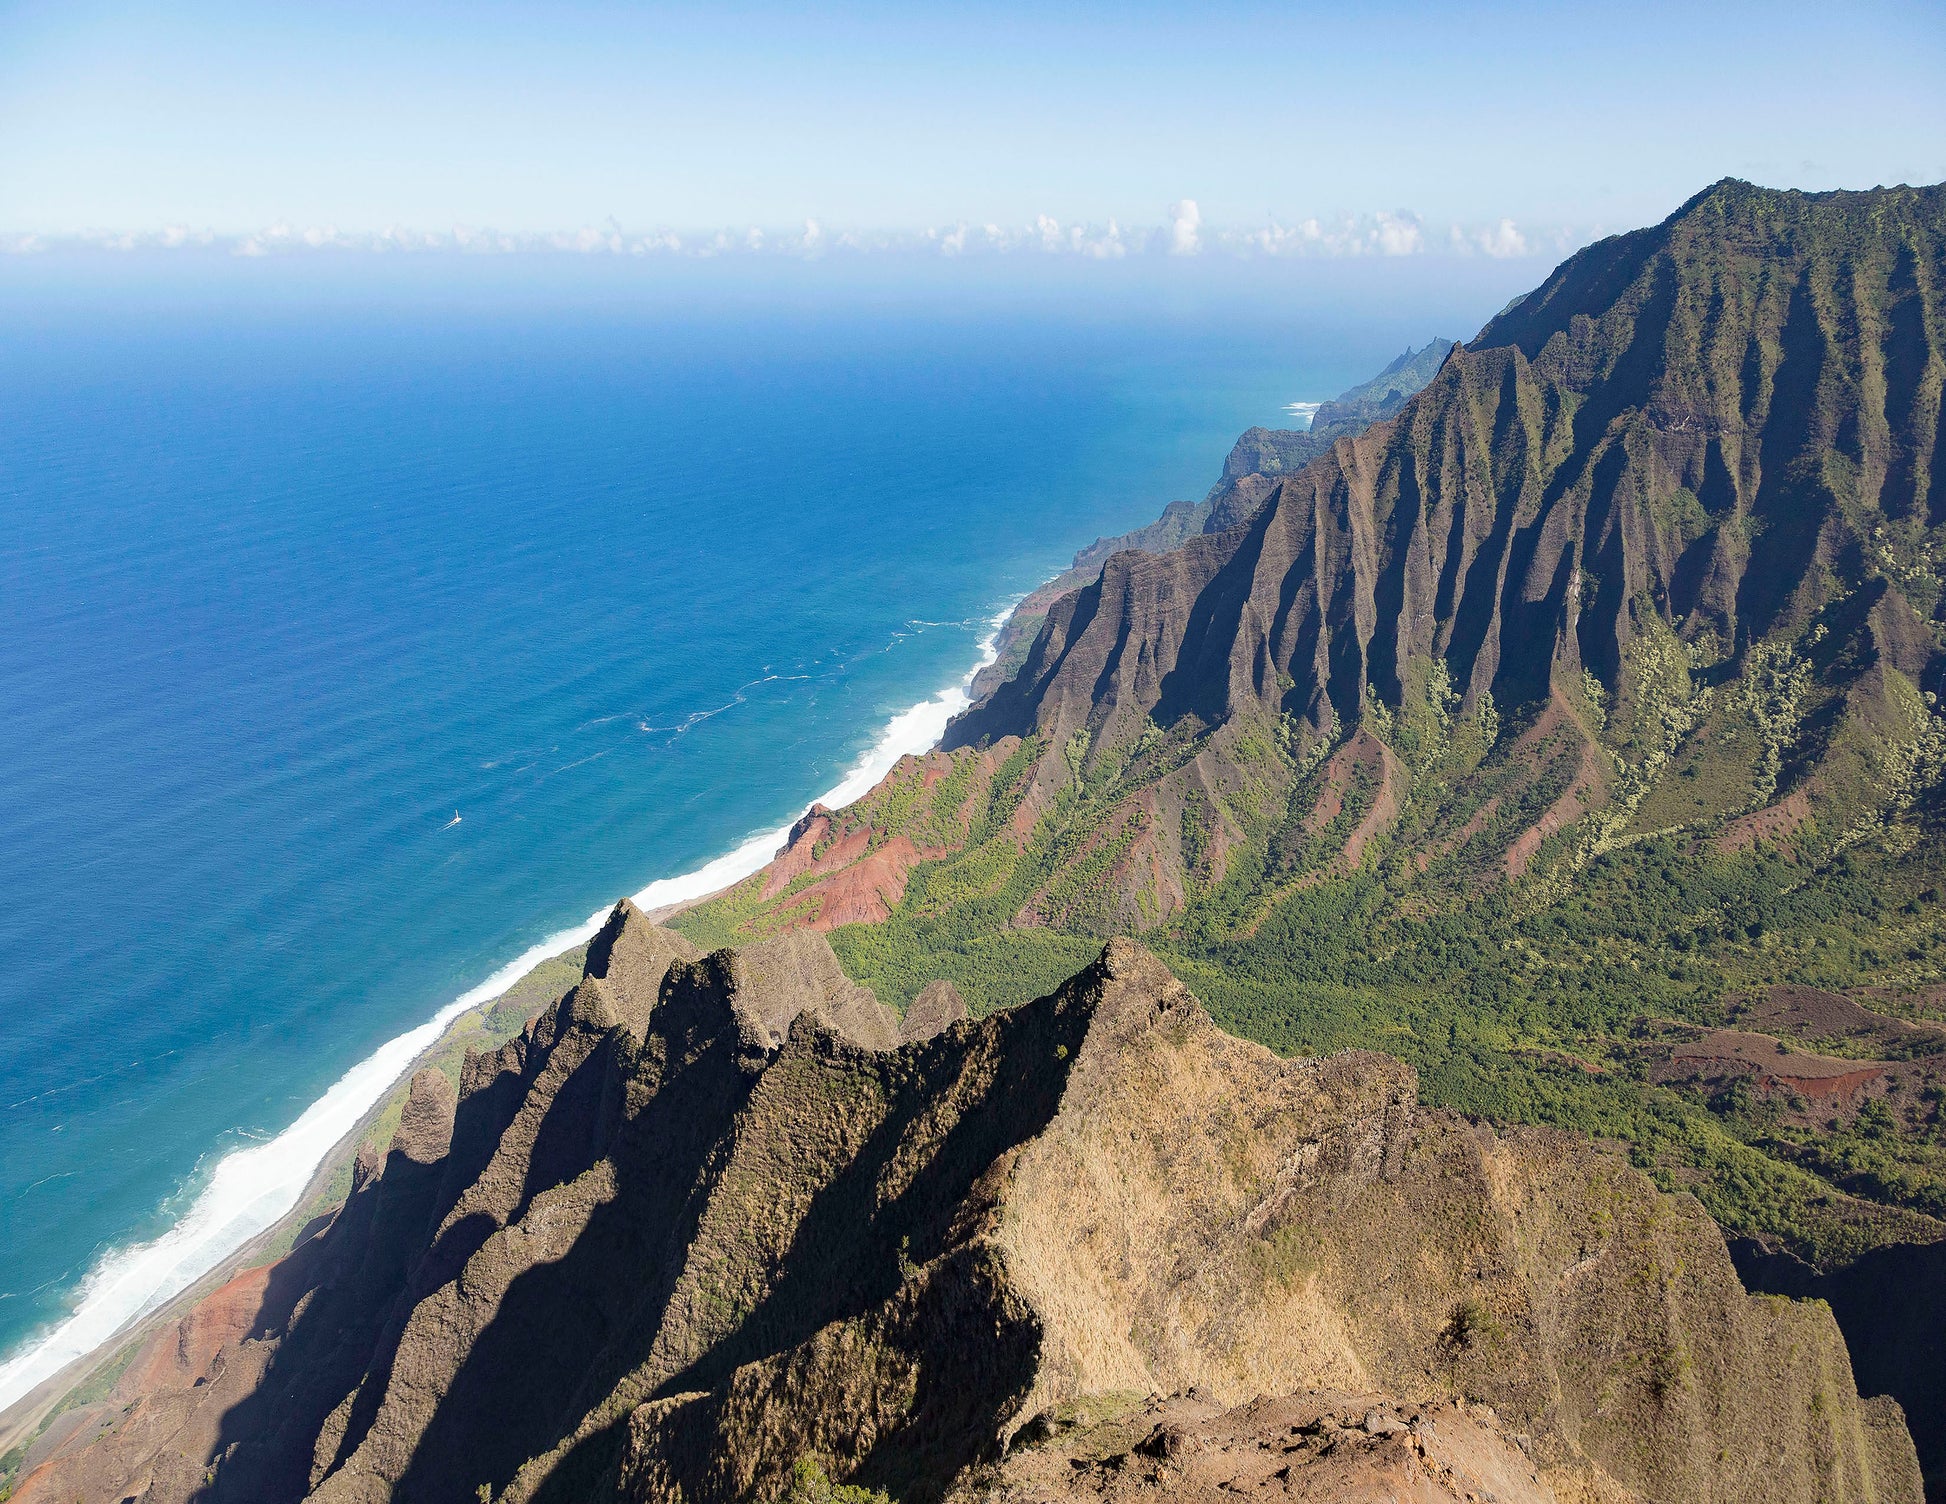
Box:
left=0, top=609, right=1009, bottom=1415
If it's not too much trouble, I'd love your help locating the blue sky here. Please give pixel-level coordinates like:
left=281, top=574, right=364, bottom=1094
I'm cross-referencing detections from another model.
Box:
left=1, top=0, right=1941, bottom=243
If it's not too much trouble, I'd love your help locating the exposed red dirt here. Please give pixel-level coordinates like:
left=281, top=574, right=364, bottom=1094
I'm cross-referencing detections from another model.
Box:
left=792, top=834, right=936, bottom=929
left=120, top=1263, right=273, bottom=1396
left=1504, top=695, right=1606, bottom=879
left=1714, top=789, right=1812, bottom=855
left=1303, top=729, right=1405, bottom=870
left=761, top=805, right=837, bottom=897
left=1731, top=984, right=1946, bottom=1048
left=1655, top=1029, right=1891, bottom=1102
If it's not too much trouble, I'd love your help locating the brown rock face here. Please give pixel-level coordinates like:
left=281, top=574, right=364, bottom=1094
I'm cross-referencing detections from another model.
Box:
left=734, top=929, right=902, bottom=1049
left=901, top=980, right=969, bottom=1042
left=986, top=182, right=1945, bottom=753
left=963, top=1390, right=1559, bottom=1504
left=19, top=932, right=1919, bottom=1504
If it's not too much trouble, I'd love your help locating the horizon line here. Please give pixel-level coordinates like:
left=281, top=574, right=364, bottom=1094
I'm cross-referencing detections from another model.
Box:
left=0, top=209, right=1592, bottom=263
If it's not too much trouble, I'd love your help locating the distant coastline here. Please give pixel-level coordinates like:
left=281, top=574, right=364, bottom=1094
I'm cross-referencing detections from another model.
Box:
left=0, top=336, right=1451, bottom=1436
left=0, top=604, right=1016, bottom=1423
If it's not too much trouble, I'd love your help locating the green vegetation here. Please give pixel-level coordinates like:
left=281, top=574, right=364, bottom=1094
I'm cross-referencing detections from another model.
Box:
left=782, top=1458, right=895, bottom=1504
left=816, top=746, right=1946, bottom=1265
left=777, top=593, right=1946, bottom=1274
left=693, top=180, right=1946, bottom=1276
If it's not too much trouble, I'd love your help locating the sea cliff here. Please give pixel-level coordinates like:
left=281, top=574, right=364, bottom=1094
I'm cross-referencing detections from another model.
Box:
left=7, top=178, right=1945, bottom=1503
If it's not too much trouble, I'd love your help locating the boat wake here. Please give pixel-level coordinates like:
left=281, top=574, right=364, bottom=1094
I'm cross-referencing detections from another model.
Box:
left=0, top=606, right=1011, bottom=1415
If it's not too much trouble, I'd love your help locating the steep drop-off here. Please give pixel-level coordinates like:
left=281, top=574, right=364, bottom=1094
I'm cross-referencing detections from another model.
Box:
left=8, top=910, right=1921, bottom=1504
left=14, top=180, right=1946, bottom=1504
left=972, top=339, right=1457, bottom=702
left=663, top=180, right=1946, bottom=1492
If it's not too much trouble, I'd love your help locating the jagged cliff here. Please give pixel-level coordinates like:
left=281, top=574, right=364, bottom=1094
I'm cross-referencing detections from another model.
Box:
left=8, top=908, right=1921, bottom=1503
left=14, top=180, right=1945, bottom=1504
left=645, top=180, right=1946, bottom=1491
left=955, top=181, right=1943, bottom=822
left=973, top=339, right=1456, bottom=702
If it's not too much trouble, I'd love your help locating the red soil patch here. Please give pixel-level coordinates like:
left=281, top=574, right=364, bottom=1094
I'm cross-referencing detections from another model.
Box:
left=1731, top=983, right=1946, bottom=1047
left=1656, top=1028, right=1890, bottom=1102
left=1504, top=695, right=1606, bottom=879
left=761, top=806, right=837, bottom=897
left=756, top=745, right=1013, bottom=921
left=1713, top=789, right=1811, bottom=855
left=119, top=1263, right=273, bottom=1396
left=791, top=834, right=934, bottom=928
left=1303, top=728, right=1405, bottom=870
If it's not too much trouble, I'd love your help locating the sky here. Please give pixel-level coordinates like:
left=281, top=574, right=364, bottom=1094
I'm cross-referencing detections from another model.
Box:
left=0, top=0, right=1941, bottom=250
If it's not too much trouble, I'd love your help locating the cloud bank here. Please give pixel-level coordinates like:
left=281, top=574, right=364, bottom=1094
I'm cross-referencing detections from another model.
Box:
left=0, top=208, right=1595, bottom=261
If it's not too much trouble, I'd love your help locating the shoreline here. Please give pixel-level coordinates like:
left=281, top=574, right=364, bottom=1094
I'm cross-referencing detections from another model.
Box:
left=0, top=601, right=1018, bottom=1423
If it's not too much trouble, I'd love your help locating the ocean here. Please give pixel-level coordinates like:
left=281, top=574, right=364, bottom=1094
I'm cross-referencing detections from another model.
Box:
left=0, top=250, right=1541, bottom=1403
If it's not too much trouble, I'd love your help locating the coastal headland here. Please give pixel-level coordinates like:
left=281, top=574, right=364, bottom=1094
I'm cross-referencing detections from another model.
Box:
left=6, top=178, right=1946, bottom=1503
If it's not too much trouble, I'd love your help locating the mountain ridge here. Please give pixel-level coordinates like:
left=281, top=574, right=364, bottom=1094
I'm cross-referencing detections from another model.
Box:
left=4, top=908, right=1922, bottom=1504
left=662, top=176, right=1946, bottom=1490
left=9, top=179, right=1946, bottom=1503
left=970, top=337, right=1456, bottom=702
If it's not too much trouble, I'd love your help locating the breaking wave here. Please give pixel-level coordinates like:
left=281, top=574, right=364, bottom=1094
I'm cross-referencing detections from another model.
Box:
left=0, top=607, right=1010, bottom=1414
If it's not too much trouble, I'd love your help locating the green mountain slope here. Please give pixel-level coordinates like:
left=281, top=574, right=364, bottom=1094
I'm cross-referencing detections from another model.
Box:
left=673, top=179, right=1946, bottom=1489
left=12, top=180, right=1944, bottom=1504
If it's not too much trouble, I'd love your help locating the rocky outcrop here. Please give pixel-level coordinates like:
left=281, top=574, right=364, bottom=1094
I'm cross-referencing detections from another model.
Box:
left=16, top=928, right=1920, bottom=1504
left=1199, top=339, right=1458, bottom=536
left=735, top=929, right=902, bottom=1050
left=900, top=980, right=968, bottom=1043
left=961, top=1390, right=1561, bottom=1504
left=1734, top=1235, right=1946, bottom=1499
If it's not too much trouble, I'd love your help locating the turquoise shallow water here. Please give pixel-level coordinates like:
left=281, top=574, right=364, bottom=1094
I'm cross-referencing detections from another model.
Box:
left=0, top=252, right=1540, bottom=1389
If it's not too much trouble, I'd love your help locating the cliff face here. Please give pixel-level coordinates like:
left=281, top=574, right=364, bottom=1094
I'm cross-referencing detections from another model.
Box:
left=10, top=911, right=1921, bottom=1504
left=650, top=181, right=1946, bottom=1497
left=1199, top=337, right=1459, bottom=535
left=959, top=181, right=1944, bottom=752
left=971, top=339, right=1458, bottom=705
left=933, top=181, right=1946, bottom=939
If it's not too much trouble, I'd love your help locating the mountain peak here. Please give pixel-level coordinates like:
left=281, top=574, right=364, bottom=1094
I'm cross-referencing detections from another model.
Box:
left=15, top=937, right=1919, bottom=1504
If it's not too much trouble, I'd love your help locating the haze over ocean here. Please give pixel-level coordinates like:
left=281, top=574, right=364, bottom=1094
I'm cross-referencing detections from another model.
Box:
left=0, top=252, right=1535, bottom=1375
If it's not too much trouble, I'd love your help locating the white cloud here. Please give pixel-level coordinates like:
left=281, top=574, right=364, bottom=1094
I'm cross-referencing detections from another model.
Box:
left=1215, top=210, right=1432, bottom=258
left=1477, top=218, right=1528, bottom=257
left=1445, top=217, right=1545, bottom=258
left=1089, top=217, right=1126, bottom=259
left=6, top=210, right=1589, bottom=262
left=1168, top=198, right=1201, bottom=255
left=1372, top=210, right=1423, bottom=256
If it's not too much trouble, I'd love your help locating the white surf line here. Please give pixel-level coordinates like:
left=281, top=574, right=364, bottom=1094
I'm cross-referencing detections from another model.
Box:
left=0, top=607, right=1012, bottom=1415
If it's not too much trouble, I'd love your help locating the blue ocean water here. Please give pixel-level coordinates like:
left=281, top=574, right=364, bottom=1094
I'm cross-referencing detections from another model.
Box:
left=0, top=252, right=1539, bottom=1387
